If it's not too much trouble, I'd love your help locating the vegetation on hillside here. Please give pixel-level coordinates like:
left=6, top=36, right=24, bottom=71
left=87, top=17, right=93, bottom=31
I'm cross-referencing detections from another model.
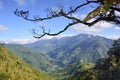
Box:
left=65, top=38, right=120, bottom=80
left=0, top=36, right=119, bottom=80
left=0, top=45, right=55, bottom=80
left=4, top=44, right=57, bottom=72
left=44, top=38, right=120, bottom=80
left=52, top=62, right=95, bottom=80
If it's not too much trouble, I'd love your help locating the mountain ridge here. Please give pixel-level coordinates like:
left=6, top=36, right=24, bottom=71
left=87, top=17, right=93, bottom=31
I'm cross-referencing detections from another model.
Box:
left=24, top=34, right=113, bottom=67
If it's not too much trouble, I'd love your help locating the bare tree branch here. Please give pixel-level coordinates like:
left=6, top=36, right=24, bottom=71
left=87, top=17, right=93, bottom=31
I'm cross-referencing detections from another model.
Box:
left=33, top=21, right=80, bottom=38
left=66, top=0, right=99, bottom=15
left=14, top=0, right=98, bottom=22
left=14, top=0, right=120, bottom=38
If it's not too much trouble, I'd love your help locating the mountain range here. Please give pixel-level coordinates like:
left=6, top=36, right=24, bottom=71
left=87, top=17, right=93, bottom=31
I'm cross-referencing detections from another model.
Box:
left=25, top=34, right=113, bottom=67
left=64, top=39, right=120, bottom=80
left=1, top=34, right=113, bottom=73
left=1, top=33, right=119, bottom=80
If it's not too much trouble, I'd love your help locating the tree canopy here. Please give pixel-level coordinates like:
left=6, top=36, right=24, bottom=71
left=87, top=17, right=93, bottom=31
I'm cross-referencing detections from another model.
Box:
left=108, top=38, right=120, bottom=61
left=14, top=0, right=120, bottom=38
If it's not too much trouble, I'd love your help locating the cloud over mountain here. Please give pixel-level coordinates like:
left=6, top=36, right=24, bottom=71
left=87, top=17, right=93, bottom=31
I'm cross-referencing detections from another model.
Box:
left=71, top=22, right=112, bottom=34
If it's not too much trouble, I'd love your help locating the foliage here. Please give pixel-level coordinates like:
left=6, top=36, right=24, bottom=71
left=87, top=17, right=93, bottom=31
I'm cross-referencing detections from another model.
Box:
left=65, top=38, right=120, bottom=80
left=108, top=38, right=120, bottom=61
left=52, top=62, right=95, bottom=80
left=0, top=72, right=11, bottom=80
left=83, top=0, right=120, bottom=22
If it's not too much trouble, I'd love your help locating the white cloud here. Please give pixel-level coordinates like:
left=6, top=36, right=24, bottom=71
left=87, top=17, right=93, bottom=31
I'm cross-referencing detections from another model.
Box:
left=115, top=27, right=120, bottom=30
left=3, top=38, right=38, bottom=44
left=104, top=35, right=120, bottom=40
left=0, top=25, right=8, bottom=30
left=2, top=36, right=62, bottom=44
left=2, top=37, right=52, bottom=44
left=115, top=11, right=120, bottom=16
left=71, top=21, right=112, bottom=34
left=70, top=13, right=112, bottom=34
left=101, top=35, right=120, bottom=40
left=39, top=34, right=74, bottom=40
left=2, top=34, right=75, bottom=44
left=13, top=0, right=36, bottom=6
left=95, top=22, right=111, bottom=29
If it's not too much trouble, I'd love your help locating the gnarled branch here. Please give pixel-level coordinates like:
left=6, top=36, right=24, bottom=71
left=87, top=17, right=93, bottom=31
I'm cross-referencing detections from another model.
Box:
left=14, top=0, right=120, bottom=38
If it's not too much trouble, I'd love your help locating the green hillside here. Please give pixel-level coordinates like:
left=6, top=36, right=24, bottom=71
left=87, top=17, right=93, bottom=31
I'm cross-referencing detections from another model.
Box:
left=52, top=62, right=95, bottom=80
left=51, top=39, right=120, bottom=80
left=4, top=44, right=57, bottom=72
left=49, top=35, right=112, bottom=66
left=65, top=39, right=120, bottom=80
left=0, top=45, right=55, bottom=80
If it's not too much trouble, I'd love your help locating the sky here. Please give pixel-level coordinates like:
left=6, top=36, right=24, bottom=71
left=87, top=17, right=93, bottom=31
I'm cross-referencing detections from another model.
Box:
left=0, top=0, right=119, bottom=44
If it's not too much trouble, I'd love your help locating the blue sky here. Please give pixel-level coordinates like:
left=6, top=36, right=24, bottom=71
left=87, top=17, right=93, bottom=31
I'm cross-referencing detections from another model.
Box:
left=0, top=0, right=119, bottom=44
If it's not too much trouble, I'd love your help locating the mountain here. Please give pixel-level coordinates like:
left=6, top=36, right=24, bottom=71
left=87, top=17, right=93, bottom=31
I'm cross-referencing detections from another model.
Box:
left=67, top=39, right=120, bottom=80
left=3, top=44, right=57, bottom=72
left=25, top=34, right=113, bottom=67
left=0, top=45, right=55, bottom=80
left=54, top=39, right=120, bottom=80
left=24, top=38, right=61, bottom=54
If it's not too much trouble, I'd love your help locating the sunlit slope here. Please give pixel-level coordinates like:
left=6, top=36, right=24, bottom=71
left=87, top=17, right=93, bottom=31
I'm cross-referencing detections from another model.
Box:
left=0, top=45, right=55, bottom=80
left=4, top=44, right=56, bottom=72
